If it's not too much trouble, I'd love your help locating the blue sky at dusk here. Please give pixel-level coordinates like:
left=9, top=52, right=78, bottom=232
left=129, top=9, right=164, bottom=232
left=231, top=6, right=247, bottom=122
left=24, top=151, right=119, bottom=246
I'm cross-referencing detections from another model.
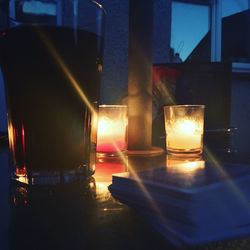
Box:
left=171, top=0, right=249, bottom=60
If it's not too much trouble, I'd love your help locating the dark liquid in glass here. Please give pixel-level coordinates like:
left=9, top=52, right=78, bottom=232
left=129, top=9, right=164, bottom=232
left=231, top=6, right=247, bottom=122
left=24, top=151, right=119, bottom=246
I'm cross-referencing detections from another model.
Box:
left=0, top=26, right=102, bottom=174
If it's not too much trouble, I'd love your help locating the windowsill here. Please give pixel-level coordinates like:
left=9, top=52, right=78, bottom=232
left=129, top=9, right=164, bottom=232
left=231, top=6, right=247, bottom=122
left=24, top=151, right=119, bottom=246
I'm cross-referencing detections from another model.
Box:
left=232, top=62, right=250, bottom=74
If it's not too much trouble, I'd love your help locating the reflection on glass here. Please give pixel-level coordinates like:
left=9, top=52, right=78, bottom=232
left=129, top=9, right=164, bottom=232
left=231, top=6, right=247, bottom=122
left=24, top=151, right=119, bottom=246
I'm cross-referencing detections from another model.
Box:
left=12, top=186, right=29, bottom=206
left=95, top=156, right=128, bottom=202
left=165, top=156, right=205, bottom=190
left=167, top=155, right=205, bottom=173
left=95, top=157, right=128, bottom=181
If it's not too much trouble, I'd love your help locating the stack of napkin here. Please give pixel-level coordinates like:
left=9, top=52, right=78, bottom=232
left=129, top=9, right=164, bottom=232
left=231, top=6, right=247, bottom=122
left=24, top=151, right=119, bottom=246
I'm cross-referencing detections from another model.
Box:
left=109, top=161, right=250, bottom=246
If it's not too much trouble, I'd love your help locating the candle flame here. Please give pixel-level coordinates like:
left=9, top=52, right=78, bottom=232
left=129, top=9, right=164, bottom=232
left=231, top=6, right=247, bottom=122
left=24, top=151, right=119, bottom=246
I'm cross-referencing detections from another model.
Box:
left=98, top=117, right=111, bottom=135
left=177, top=120, right=196, bottom=134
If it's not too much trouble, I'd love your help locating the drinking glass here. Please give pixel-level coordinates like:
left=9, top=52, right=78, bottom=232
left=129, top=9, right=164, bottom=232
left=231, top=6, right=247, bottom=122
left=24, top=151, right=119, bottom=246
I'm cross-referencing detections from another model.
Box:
left=0, top=0, right=106, bottom=184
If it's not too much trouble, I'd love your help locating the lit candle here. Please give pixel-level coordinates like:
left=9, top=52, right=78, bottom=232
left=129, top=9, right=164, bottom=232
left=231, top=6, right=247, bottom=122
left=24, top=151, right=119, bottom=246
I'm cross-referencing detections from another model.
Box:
left=167, top=119, right=202, bottom=150
left=97, top=105, right=128, bottom=156
left=164, top=105, right=205, bottom=155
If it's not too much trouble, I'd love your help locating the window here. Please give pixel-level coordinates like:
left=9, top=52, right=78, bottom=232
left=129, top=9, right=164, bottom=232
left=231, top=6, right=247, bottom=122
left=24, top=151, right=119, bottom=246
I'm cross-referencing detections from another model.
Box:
left=222, top=0, right=249, bottom=17
left=171, top=1, right=210, bottom=61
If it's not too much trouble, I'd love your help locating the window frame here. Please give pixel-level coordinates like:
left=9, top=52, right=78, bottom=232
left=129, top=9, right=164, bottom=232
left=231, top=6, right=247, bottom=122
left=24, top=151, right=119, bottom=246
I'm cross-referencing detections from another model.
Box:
left=172, top=0, right=250, bottom=62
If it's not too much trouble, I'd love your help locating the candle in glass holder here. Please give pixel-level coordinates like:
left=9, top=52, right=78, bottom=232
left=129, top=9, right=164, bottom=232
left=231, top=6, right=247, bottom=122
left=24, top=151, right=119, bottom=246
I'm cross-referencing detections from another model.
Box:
left=164, top=105, right=205, bottom=155
left=97, top=105, right=128, bottom=156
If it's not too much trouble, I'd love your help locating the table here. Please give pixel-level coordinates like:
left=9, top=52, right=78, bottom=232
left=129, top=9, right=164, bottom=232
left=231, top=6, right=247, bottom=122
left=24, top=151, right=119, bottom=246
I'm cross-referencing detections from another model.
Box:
left=1, top=139, right=250, bottom=250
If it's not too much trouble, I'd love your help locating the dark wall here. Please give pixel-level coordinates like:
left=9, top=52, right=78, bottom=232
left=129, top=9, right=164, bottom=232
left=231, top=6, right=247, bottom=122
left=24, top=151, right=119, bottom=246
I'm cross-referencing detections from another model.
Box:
left=98, top=0, right=172, bottom=104
left=0, top=70, right=7, bottom=131
left=97, top=0, right=129, bottom=104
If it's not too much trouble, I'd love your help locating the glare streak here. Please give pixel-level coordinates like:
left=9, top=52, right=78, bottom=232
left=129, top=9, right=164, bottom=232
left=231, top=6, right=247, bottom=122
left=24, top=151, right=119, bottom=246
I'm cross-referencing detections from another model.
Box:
left=112, top=146, right=178, bottom=236
left=205, top=146, right=250, bottom=210
left=36, top=29, right=96, bottom=115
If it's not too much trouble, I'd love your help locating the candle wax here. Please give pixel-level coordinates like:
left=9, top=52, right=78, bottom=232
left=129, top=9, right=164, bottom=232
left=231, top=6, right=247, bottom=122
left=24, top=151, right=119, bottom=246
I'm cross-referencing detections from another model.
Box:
left=97, top=117, right=127, bottom=153
left=167, top=119, right=202, bottom=150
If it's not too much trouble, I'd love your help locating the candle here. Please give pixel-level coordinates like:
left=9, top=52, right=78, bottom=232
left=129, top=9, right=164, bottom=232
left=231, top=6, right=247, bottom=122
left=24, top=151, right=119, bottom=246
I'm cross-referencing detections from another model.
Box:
left=97, top=117, right=127, bottom=153
left=97, top=105, right=128, bottom=156
left=164, top=105, right=205, bottom=155
left=167, top=119, right=202, bottom=150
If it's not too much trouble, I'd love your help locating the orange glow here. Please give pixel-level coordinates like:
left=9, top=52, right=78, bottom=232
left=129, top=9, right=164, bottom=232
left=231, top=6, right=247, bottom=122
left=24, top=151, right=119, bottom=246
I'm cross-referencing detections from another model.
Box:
left=21, top=124, right=26, bottom=154
left=13, top=187, right=28, bottom=206
left=7, top=122, right=15, bottom=153
left=95, top=157, right=128, bottom=183
left=97, top=117, right=127, bottom=153
left=16, top=166, right=27, bottom=177
left=166, top=155, right=205, bottom=174
left=95, top=182, right=112, bottom=202
left=175, top=120, right=197, bottom=134
left=167, top=119, right=202, bottom=150
left=167, top=159, right=205, bottom=174
left=91, top=112, right=98, bottom=142
left=94, top=157, right=128, bottom=201
left=96, top=106, right=128, bottom=155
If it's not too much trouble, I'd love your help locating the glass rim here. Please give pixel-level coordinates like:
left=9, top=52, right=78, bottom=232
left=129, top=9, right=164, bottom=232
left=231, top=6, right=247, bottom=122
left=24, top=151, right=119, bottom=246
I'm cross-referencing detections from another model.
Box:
left=91, top=0, right=107, bottom=15
left=99, top=104, right=127, bottom=109
left=6, top=0, right=107, bottom=29
left=164, top=104, right=205, bottom=109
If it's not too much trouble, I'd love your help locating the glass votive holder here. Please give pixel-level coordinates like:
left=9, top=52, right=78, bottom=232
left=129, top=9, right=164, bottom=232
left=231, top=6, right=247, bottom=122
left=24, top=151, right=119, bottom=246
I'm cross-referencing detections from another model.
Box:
left=164, top=105, right=205, bottom=156
left=97, top=105, right=128, bottom=157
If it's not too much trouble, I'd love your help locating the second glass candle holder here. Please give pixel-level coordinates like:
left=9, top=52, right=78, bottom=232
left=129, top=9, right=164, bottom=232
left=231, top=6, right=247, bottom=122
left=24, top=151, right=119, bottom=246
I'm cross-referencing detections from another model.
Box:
left=96, top=105, right=128, bottom=157
left=164, top=105, right=205, bottom=156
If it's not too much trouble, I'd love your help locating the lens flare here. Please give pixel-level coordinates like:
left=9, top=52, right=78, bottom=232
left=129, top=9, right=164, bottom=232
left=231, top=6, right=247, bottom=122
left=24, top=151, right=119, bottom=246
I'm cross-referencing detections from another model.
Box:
left=36, top=28, right=96, bottom=115
left=205, top=146, right=250, bottom=209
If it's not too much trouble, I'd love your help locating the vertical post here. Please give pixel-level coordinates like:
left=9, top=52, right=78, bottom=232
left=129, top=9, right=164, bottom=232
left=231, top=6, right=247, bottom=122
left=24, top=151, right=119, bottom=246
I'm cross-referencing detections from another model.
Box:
left=128, top=0, right=153, bottom=151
